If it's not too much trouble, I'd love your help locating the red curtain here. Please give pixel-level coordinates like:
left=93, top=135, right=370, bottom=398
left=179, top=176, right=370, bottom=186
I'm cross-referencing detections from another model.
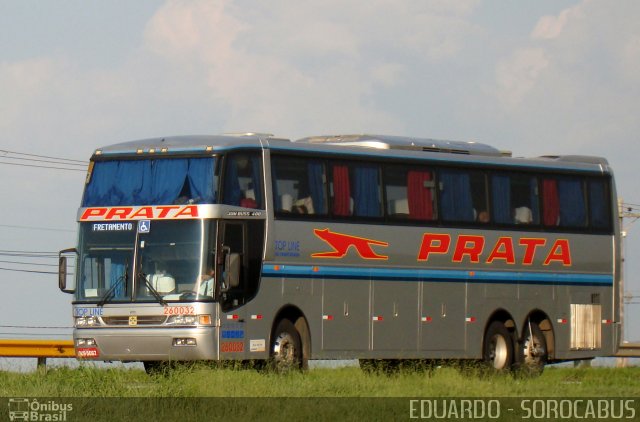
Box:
left=542, top=179, right=559, bottom=226
left=332, top=165, right=351, bottom=216
left=407, top=170, right=433, bottom=220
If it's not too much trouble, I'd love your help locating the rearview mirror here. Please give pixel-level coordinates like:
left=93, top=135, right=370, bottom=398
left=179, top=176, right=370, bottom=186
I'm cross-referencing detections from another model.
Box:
left=58, top=248, right=77, bottom=294
left=222, top=250, right=240, bottom=291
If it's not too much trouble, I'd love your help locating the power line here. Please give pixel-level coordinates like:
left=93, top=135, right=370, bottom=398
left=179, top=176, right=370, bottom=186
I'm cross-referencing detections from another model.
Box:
left=0, top=266, right=58, bottom=275
left=0, top=149, right=86, bottom=164
left=0, top=160, right=86, bottom=172
left=0, top=259, right=58, bottom=267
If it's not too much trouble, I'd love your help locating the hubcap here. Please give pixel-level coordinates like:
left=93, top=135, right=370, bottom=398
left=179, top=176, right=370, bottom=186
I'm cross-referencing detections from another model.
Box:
left=489, top=334, right=509, bottom=369
left=273, top=332, right=298, bottom=370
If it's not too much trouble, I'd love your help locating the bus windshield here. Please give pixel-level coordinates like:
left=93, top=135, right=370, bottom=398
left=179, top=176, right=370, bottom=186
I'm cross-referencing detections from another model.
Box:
left=76, top=220, right=215, bottom=303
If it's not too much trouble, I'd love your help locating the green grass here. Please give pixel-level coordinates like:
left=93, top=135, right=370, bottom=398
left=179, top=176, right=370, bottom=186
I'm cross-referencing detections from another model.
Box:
left=1, top=364, right=639, bottom=397
left=2, top=365, right=638, bottom=421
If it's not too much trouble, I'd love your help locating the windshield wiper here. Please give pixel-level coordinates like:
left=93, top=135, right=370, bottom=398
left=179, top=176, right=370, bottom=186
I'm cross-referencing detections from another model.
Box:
left=138, top=271, right=167, bottom=306
left=97, top=260, right=128, bottom=307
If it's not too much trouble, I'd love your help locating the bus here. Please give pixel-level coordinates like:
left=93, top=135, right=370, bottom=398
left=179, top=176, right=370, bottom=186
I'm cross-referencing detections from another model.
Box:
left=58, top=133, right=620, bottom=373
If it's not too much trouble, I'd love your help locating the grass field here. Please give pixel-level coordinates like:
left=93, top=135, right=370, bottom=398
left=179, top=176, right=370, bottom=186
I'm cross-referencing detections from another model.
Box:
left=1, top=364, right=639, bottom=397
left=1, top=365, right=638, bottom=421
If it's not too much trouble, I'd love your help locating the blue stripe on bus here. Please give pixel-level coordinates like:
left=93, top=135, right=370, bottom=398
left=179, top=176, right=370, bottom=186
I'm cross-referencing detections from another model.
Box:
left=261, top=264, right=613, bottom=286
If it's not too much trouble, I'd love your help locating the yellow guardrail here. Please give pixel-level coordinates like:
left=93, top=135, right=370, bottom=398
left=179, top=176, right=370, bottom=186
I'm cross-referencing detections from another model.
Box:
left=0, top=339, right=75, bottom=367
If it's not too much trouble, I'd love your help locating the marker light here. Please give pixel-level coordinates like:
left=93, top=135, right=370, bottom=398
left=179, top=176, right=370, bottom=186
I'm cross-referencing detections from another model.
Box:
left=76, top=338, right=96, bottom=347
left=173, top=338, right=197, bottom=346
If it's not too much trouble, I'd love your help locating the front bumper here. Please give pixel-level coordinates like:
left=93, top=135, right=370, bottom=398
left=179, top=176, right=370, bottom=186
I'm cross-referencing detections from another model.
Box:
left=74, top=326, right=218, bottom=361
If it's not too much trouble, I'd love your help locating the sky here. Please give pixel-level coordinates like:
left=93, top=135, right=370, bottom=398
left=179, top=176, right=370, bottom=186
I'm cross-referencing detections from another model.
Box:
left=1, top=0, right=639, bottom=366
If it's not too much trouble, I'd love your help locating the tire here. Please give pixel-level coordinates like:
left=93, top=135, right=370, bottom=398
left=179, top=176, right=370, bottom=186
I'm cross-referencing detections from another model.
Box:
left=517, top=321, right=547, bottom=376
left=483, top=321, right=514, bottom=371
left=270, top=319, right=303, bottom=373
left=143, top=361, right=166, bottom=375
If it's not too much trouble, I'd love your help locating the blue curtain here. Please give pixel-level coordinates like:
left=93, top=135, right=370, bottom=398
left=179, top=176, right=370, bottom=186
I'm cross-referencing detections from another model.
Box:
left=492, top=174, right=511, bottom=224
left=223, top=158, right=242, bottom=206
left=83, top=158, right=216, bottom=206
left=353, top=165, right=381, bottom=217
left=439, top=170, right=474, bottom=222
left=83, top=161, right=119, bottom=206
left=307, top=161, right=325, bottom=214
left=187, top=158, right=215, bottom=203
left=271, top=163, right=281, bottom=211
left=250, top=155, right=263, bottom=208
left=589, top=181, right=608, bottom=228
left=558, top=178, right=586, bottom=226
left=110, top=260, right=126, bottom=299
left=151, top=159, right=188, bottom=204
left=530, top=178, right=540, bottom=224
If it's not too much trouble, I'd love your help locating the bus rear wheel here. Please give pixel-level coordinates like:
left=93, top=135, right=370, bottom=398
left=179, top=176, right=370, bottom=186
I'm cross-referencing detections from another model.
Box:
left=483, top=321, right=514, bottom=371
left=270, top=319, right=303, bottom=373
left=517, top=321, right=547, bottom=376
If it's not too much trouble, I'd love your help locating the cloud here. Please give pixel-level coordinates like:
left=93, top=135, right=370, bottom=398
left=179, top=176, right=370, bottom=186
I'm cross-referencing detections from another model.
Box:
left=494, top=48, right=549, bottom=108
left=531, top=8, right=574, bottom=40
left=142, top=0, right=481, bottom=138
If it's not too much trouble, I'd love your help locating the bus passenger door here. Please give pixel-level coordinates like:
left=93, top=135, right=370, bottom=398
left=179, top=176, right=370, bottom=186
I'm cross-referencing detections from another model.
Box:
left=218, top=220, right=265, bottom=358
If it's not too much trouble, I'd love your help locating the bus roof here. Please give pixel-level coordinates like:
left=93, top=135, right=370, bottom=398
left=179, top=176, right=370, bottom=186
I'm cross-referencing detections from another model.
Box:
left=91, top=133, right=611, bottom=175
left=91, top=133, right=288, bottom=158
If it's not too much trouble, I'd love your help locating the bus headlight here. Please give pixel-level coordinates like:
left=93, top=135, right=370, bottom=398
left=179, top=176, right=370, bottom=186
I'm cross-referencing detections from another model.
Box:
left=166, top=315, right=198, bottom=326
left=75, top=316, right=100, bottom=327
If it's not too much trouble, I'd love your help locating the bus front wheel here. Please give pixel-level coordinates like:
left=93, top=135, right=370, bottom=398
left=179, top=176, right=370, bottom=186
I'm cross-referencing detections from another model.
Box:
left=483, top=321, right=514, bottom=371
left=270, top=319, right=303, bottom=373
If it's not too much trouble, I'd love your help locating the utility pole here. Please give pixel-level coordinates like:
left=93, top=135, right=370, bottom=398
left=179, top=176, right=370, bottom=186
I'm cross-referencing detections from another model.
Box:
left=618, top=199, right=640, bottom=366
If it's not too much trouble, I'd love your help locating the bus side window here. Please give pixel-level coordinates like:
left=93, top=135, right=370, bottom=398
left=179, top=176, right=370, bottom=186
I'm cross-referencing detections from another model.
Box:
left=558, top=176, right=587, bottom=228
left=542, top=176, right=587, bottom=228
left=589, top=179, right=611, bottom=230
left=222, top=153, right=263, bottom=208
left=272, top=156, right=327, bottom=216
left=492, top=173, right=539, bottom=225
left=439, top=168, right=490, bottom=224
left=384, top=165, right=436, bottom=221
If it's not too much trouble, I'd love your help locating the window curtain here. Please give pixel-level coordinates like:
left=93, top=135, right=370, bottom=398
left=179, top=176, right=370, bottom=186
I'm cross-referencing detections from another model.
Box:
left=307, top=161, right=326, bottom=214
left=187, top=158, right=215, bottom=203
left=332, top=165, right=351, bottom=216
left=271, top=164, right=281, bottom=211
left=150, top=159, right=188, bottom=204
left=589, top=181, right=609, bottom=228
left=530, top=178, right=540, bottom=224
left=83, top=158, right=216, bottom=206
left=542, top=179, right=560, bottom=226
left=83, top=161, right=119, bottom=206
left=439, top=170, right=473, bottom=222
left=407, top=170, right=433, bottom=220
left=559, top=178, right=586, bottom=227
left=223, top=158, right=242, bottom=206
left=250, top=155, right=263, bottom=208
left=353, top=165, right=381, bottom=217
left=110, top=259, right=126, bottom=299
left=491, top=174, right=511, bottom=224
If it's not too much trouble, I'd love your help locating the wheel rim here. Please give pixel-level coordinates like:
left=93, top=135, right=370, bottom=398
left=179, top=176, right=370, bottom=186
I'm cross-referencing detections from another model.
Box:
left=489, top=334, right=509, bottom=369
left=273, top=331, right=299, bottom=371
left=522, top=331, right=546, bottom=368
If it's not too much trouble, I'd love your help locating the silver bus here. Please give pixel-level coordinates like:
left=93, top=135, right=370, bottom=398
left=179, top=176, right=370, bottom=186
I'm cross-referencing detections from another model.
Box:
left=59, top=133, right=620, bottom=373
